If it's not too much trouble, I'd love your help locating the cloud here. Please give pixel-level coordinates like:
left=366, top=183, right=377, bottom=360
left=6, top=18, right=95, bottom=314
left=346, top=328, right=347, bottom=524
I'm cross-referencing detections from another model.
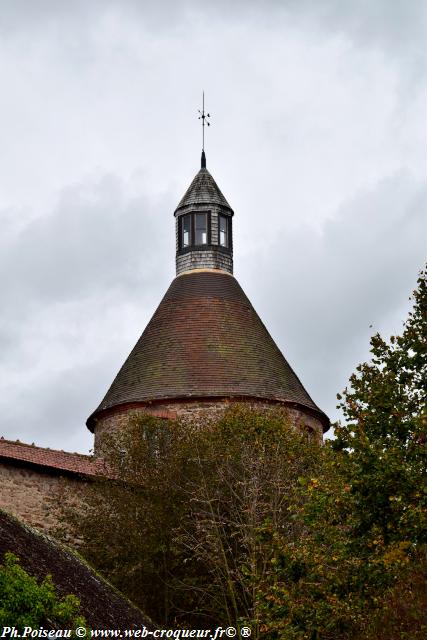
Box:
left=2, top=1, right=426, bottom=59
left=1, top=174, right=173, bottom=303
left=0, top=1, right=425, bottom=452
left=241, top=171, right=427, bottom=426
left=286, top=0, right=427, bottom=55
left=0, top=174, right=174, bottom=451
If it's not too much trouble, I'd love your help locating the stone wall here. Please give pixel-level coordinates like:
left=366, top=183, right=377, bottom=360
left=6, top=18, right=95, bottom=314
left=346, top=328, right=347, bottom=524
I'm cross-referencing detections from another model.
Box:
left=93, top=398, right=324, bottom=452
left=0, top=401, right=324, bottom=534
left=0, top=460, right=83, bottom=535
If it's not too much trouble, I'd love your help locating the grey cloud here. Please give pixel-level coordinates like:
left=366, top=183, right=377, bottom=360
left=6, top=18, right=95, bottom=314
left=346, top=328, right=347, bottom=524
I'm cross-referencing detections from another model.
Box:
left=286, top=0, right=427, bottom=50
left=0, top=175, right=175, bottom=451
left=241, top=172, right=427, bottom=427
left=1, top=358, right=106, bottom=453
left=1, top=170, right=425, bottom=451
left=2, top=0, right=426, bottom=55
left=1, top=174, right=172, bottom=306
left=0, top=1, right=425, bottom=453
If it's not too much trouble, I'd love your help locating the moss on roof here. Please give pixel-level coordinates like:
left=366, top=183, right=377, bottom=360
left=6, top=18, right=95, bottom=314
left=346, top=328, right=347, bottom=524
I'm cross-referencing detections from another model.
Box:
left=0, top=510, right=155, bottom=630
left=88, top=271, right=329, bottom=431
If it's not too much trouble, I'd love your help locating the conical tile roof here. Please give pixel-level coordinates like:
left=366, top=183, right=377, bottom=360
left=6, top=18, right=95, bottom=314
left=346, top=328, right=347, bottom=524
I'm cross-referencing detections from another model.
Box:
left=87, top=271, right=329, bottom=431
left=175, top=168, right=233, bottom=213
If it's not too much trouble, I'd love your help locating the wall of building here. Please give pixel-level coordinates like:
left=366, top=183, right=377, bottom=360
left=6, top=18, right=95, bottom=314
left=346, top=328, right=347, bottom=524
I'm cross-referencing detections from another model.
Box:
left=93, top=398, right=324, bottom=452
left=0, top=402, right=323, bottom=535
left=0, top=461, right=83, bottom=535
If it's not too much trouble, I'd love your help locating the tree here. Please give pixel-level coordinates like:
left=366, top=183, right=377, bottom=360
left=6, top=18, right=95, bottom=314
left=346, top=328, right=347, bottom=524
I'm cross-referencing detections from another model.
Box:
left=333, top=265, right=427, bottom=545
left=250, top=265, right=427, bottom=639
left=59, top=266, right=426, bottom=638
left=0, top=552, right=87, bottom=632
left=58, top=406, right=322, bottom=630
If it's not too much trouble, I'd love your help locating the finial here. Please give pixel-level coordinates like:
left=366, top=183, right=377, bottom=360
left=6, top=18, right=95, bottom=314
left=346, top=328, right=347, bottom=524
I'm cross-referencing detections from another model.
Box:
left=201, top=149, right=206, bottom=168
left=198, top=91, right=210, bottom=159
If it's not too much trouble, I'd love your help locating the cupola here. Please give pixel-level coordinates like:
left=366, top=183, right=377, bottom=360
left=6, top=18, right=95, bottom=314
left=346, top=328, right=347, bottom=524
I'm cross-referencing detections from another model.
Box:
left=174, top=152, right=234, bottom=275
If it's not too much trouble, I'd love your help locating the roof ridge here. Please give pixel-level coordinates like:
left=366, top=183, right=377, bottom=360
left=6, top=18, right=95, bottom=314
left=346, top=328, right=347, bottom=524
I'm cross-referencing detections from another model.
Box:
left=0, top=510, right=155, bottom=628
left=0, top=437, right=90, bottom=459
left=0, top=438, right=103, bottom=477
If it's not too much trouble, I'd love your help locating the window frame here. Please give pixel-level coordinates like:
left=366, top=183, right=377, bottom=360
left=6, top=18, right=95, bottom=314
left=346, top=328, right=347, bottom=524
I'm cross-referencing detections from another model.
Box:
left=181, top=213, right=192, bottom=249
left=194, top=212, right=209, bottom=246
left=179, top=211, right=211, bottom=250
left=219, top=214, right=230, bottom=248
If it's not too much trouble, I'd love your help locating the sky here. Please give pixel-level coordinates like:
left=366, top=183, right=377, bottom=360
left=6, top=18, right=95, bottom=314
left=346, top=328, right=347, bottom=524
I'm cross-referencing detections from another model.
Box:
left=0, top=0, right=426, bottom=453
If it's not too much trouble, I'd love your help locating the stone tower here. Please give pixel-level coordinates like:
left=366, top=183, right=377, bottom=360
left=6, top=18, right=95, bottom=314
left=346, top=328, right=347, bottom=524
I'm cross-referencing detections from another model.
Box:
left=87, top=153, right=329, bottom=448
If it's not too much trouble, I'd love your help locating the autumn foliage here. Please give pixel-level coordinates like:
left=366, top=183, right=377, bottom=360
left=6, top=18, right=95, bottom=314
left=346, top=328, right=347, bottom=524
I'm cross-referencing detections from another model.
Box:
left=59, top=265, right=426, bottom=638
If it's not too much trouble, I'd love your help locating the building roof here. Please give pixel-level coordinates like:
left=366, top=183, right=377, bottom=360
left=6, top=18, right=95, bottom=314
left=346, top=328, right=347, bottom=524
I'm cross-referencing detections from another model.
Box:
left=88, top=271, right=329, bottom=431
left=0, top=510, right=155, bottom=630
left=0, top=438, right=103, bottom=476
left=174, top=167, right=233, bottom=214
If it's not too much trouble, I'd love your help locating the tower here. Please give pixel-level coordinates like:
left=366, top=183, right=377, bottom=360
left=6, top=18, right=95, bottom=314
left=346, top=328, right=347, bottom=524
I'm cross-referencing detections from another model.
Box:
left=87, top=150, right=329, bottom=447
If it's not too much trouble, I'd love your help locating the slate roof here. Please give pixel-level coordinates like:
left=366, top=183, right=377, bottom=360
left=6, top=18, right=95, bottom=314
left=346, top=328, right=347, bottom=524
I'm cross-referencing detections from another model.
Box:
left=0, top=438, right=103, bottom=476
left=175, top=167, right=233, bottom=213
left=0, top=510, right=155, bottom=630
left=87, top=271, right=329, bottom=431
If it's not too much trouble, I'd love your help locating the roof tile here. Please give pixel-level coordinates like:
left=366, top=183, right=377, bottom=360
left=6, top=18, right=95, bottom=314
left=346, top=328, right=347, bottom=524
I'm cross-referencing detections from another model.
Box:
left=88, top=272, right=329, bottom=430
left=175, top=168, right=233, bottom=213
left=0, top=438, right=103, bottom=476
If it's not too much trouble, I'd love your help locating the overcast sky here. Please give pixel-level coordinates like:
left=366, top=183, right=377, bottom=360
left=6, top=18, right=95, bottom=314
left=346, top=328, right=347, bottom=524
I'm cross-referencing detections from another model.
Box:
left=1, top=0, right=426, bottom=453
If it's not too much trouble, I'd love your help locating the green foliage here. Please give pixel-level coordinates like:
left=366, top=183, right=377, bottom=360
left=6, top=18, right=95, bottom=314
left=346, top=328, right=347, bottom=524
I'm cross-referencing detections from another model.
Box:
left=333, top=266, right=427, bottom=545
left=0, top=552, right=87, bottom=632
left=60, top=406, right=322, bottom=629
left=60, top=265, right=426, bottom=638
left=249, top=265, right=427, bottom=638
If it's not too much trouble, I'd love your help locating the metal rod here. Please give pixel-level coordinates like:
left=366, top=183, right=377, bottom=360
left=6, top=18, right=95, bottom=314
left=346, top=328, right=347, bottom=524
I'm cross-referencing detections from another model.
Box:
left=198, top=91, right=210, bottom=152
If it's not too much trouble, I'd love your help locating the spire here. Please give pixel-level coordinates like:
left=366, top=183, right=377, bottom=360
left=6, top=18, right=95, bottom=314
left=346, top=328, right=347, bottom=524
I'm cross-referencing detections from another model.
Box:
left=174, top=167, right=232, bottom=213
left=173, top=95, right=233, bottom=276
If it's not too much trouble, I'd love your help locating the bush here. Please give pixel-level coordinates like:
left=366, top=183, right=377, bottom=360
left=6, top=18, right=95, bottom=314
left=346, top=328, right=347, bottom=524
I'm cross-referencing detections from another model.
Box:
left=0, top=552, right=87, bottom=631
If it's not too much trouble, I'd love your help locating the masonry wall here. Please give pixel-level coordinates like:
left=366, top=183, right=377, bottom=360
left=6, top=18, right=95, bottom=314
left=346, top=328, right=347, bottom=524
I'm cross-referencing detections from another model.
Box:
left=0, top=402, right=324, bottom=534
left=0, top=460, right=83, bottom=535
left=93, top=399, right=324, bottom=452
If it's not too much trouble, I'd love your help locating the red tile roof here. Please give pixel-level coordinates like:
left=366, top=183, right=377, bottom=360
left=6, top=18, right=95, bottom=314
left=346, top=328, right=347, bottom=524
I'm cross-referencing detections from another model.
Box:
left=0, top=438, right=103, bottom=476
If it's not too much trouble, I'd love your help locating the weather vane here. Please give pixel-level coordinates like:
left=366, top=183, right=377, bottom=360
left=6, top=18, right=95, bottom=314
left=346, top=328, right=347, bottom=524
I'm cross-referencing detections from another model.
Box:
left=198, top=91, right=210, bottom=151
